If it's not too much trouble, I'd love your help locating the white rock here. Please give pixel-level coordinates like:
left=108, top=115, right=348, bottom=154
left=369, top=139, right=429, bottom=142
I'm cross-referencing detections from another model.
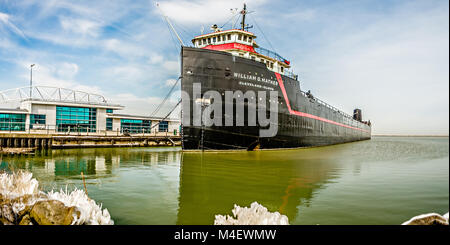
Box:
left=214, top=202, right=289, bottom=225
left=1, top=171, right=113, bottom=225
left=0, top=171, right=39, bottom=199
left=47, top=188, right=114, bottom=225
left=402, top=213, right=448, bottom=225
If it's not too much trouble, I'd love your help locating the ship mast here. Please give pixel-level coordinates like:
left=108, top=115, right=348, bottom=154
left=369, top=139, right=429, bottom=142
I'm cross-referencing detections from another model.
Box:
left=240, top=3, right=247, bottom=31
left=239, top=4, right=253, bottom=31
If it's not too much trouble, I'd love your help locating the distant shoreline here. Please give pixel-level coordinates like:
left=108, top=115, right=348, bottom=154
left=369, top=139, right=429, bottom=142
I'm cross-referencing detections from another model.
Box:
left=373, top=135, right=449, bottom=137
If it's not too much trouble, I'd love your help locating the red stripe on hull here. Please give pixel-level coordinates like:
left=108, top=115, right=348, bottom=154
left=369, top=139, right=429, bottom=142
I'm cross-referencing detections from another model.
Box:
left=274, top=72, right=369, bottom=133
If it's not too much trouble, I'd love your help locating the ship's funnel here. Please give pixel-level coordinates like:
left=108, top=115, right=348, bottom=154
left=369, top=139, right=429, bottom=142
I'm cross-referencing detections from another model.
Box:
left=353, top=109, right=362, bottom=122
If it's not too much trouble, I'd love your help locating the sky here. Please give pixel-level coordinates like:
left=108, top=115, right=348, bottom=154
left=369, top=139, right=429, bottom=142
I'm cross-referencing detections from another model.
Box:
left=0, top=0, right=448, bottom=135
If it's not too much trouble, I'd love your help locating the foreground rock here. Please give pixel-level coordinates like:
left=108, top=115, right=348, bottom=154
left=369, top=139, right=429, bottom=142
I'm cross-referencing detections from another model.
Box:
left=30, top=200, right=79, bottom=225
left=0, top=171, right=113, bottom=225
left=214, top=202, right=289, bottom=225
left=402, top=212, right=449, bottom=225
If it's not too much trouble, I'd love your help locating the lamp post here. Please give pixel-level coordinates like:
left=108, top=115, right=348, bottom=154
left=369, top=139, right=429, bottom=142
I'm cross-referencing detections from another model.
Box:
left=30, top=64, right=35, bottom=98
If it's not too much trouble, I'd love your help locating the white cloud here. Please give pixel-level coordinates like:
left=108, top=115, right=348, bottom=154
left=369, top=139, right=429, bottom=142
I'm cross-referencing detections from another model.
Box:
left=109, top=92, right=179, bottom=118
left=15, top=61, right=101, bottom=95
left=282, top=9, right=316, bottom=21
left=108, top=65, right=146, bottom=82
left=57, top=62, right=79, bottom=80
left=149, top=54, right=164, bottom=64
left=0, top=12, right=9, bottom=22
left=0, top=12, right=27, bottom=39
left=60, top=17, right=102, bottom=37
left=162, top=60, right=179, bottom=73
left=156, top=0, right=267, bottom=25
left=103, top=38, right=156, bottom=60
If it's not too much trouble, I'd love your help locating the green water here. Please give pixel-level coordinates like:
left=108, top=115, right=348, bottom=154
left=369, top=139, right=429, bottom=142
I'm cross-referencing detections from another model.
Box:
left=1, top=136, right=448, bottom=225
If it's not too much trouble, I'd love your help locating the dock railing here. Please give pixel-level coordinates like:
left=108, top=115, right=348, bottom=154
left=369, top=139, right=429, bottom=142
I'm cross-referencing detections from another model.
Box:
left=0, top=122, right=179, bottom=137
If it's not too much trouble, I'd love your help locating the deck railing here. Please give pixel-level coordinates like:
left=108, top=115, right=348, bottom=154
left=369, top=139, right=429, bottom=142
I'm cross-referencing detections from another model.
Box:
left=299, top=90, right=357, bottom=123
left=255, top=47, right=287, bottom=63
left=283, top=70, right=298, bottom=80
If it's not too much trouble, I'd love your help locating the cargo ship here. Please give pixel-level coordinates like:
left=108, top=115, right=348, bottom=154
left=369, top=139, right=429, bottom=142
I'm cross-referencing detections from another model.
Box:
left=180, top=4, right=371, bottom=150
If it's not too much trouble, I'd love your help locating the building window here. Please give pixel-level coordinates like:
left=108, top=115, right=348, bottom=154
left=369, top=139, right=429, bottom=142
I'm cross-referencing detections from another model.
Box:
left=56, top=106, right=97, bottom=132
left=203, top=39, right=206, bottom=45
left=238, top=34, right=242, bottom=40
left=243, top=35, right=247, bottom=42
left=106, top=109, right=113, bottom=113
left=213, top=37, right=216, bottom=43
left=30, top=114, right=46, bottom=129
left=0, top=113, right=26, bottom=131
left=227, top=34, right=231, bottom=40
left=281, top=67, right=284, bottom=73
left=120, top=119, right=151, bottom=134
left=106, top=118, right=113, bottom=131
left=248, top=37, right=252, bottom=43
left=251, top=56, right=255, bottom=60
left=207, top=38, right=211, bottom=44
left=158, top=121, right=168, bottom=132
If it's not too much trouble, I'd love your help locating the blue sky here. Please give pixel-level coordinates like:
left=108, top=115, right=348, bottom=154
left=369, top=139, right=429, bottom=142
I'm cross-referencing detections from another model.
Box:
left=0, top=0, right=448, bottom=135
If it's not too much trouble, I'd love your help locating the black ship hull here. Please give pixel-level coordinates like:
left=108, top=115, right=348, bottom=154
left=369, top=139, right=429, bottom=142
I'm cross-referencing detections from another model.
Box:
left=181, top=47, right=371, bottom=150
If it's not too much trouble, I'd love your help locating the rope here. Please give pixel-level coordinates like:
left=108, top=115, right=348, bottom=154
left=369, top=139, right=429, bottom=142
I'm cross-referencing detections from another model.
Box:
left=221, top=11, right=240, bottom=29
left=150, top=76, right=181, bottom=116
left=150, top=99, right=181, bottom=130
left=249, top=15, right=277, bottom=54
left=163, top=17, right=181, bottom=52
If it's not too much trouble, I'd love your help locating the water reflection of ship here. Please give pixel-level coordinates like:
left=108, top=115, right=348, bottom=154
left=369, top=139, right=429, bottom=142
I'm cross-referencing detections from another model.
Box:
left=176, top=150, right=342, bottom=224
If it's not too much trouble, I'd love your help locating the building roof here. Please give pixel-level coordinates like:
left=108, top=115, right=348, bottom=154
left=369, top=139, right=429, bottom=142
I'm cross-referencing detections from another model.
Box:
left=0, top=108, right=29, bottom=114
left=0, top=86, right=123, bottom=108
left=24, top=99, right=124, bottom=110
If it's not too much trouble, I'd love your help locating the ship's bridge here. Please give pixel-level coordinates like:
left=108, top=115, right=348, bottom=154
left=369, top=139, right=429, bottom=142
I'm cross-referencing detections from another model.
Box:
left=192, top=28, right=297, bottom=80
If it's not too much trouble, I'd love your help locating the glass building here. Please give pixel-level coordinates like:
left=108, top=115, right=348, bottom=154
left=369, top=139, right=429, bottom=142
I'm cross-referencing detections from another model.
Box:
left=120, top=119, right=151, bottom=133
left=56, top=106, right=97, bottom=132
left=106, top=118, right=113, bottom=131
left=0, top=86, right=180, bottom=135
left=30, top=114, right=46, bottom=129
left=158, top=121, right=168, bottom=132
left=0, top=113, right=26, bottom=131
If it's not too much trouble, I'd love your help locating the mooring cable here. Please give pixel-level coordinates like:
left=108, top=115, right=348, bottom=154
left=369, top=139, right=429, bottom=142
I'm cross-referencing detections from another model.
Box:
left=150, top=76, right=181, bottom=117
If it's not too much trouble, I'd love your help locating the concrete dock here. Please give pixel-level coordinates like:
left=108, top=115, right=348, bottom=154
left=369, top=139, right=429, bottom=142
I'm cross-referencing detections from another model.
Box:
left=0, top=133, right=181, bottom=150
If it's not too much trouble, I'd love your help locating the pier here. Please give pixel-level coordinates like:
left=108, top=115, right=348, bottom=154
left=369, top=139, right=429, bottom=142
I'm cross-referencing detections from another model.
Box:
left=0, top=133, right=181, bottom=151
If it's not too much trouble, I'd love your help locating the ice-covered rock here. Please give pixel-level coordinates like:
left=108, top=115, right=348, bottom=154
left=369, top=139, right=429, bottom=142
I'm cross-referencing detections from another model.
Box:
left=214, top=202, right=289, bottom=225
left=402, top=212, right=449, bottom=225
left=0, top=171, right=113, bottom=225
left=47, top=188, right=113, bottom=225
left=0, top=171, right=39, bottom=199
